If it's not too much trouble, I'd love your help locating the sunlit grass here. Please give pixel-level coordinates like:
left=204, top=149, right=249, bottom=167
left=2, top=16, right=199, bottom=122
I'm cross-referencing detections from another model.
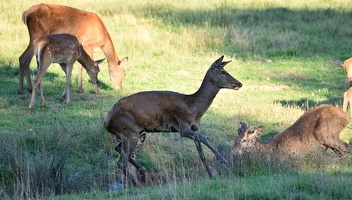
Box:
left=1, top=0, right=352, bottom=199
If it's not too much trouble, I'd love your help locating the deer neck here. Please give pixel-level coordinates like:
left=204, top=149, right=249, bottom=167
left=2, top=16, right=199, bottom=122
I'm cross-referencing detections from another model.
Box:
left=255, top=141, right=273, bottom=154
left=190, top=75, right=220, bottom=112
left=77, top=47, right=93, bottom=69
left=100, top=36, right=120, bottom=70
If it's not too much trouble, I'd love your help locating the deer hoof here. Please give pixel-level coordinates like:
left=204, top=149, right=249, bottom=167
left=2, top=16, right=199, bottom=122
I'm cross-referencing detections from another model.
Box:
left=28, top=107, right=34, bottom=113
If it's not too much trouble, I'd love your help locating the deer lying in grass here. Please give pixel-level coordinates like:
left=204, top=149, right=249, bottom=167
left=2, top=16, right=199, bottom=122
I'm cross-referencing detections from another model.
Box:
left=104, top=55, right=242, bottom=186
left=19, top=3, right=128, bottom=94
left=28, top=34, right=104, bottom=112
left=114, top=133, right=174, bottom=188
left=342, top=57, right=352, bottom=86
left=232, top=105, right=352, bottom=158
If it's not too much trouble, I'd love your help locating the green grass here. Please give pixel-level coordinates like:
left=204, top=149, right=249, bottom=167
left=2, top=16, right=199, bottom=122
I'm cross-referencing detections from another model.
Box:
left=1, top=0, right=352, bottom=199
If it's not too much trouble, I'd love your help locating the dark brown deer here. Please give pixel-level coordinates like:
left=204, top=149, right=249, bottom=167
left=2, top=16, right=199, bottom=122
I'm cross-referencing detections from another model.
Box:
left=28, top=34, right=104, bottom=112
left=104, top=55, right=242, bottom=186
left=232, top=105, right=352, bottom=158
left=18, top=3, right=128, bottom=94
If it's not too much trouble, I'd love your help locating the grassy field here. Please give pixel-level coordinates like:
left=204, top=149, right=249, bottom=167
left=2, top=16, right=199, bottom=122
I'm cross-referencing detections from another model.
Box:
left=1, top=0, right=352, bottom=199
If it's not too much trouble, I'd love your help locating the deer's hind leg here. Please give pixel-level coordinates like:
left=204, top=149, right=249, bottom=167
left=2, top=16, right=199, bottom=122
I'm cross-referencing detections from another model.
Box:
left=19, top=43, right=35, bottom=94
left=313, top=125, right=352, bottom=157
left=116, top=133, right=144, bottom=187
left=28, top=58, right=51, bottom=112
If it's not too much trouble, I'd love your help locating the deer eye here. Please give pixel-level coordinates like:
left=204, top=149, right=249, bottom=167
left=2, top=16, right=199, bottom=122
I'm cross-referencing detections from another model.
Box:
left=221, top=70, right=226, bottom=74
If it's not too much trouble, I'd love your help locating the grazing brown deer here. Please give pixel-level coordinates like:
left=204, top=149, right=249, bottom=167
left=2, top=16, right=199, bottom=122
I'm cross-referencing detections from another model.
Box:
left=28, top=34, right=104, bottom=112
left=19, top=3, right=128, bottom=94
left=342, top=57, right=352, bottom=86
left=232, top=105, right=352, bottom=159
left=104, top=55, right=242, bottom=186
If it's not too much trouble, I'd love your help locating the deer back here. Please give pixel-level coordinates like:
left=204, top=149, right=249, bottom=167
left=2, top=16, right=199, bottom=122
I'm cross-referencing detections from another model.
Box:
left=34, top=34, right=81, bottom=63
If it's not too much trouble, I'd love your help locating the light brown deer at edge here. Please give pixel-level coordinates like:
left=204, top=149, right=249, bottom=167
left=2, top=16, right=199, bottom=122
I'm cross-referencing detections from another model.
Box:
left=19, top=3, right=128, bottom=94
left=342, top=57, right=352, bottom=86
left=232, top=105, right=352, bottom=159
left=342, top=57, right=352, bottom=115
left=28, top=34, right=104, bottom=112
left=343, top=87, right=352, bottom=116
left=104, top=55, right=242, bottom=186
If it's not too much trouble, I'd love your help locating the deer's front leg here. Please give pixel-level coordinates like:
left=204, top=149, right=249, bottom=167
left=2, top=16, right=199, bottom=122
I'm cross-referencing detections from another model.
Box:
left=194, top=139, right=213, bottom=178
left=180, top=126, right=228, bottom=164
left=77, top=64, right=84, bottom=93
left=64, top=65, right=74, bottom=106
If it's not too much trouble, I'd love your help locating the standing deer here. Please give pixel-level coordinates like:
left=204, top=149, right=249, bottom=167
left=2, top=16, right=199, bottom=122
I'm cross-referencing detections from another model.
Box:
left=19, top=3, right=128, bottom=94
left=232, top=105, right=352, bottom=158
left=28, top=34, right=104, bottom=112
left=104, top=55, right=242, bottom=186
left=342, top=57, right=352, bottom=86
left=343, top=87, right=352, bottom=116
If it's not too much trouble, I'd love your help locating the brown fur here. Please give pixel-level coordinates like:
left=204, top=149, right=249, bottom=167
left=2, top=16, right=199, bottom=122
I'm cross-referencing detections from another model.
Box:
left=104, top=56, right=242, bottom=185
left=342, top=57, right=352, bottom=86
left=232, top=105, right=352, bottom=158
left=18, top=4, right=128, bottom=94
left=28, top=34, right=104, bottom=112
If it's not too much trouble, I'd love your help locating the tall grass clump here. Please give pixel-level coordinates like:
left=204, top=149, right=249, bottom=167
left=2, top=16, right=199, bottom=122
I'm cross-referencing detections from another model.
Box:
left=0, top=119, right=118, bottom=199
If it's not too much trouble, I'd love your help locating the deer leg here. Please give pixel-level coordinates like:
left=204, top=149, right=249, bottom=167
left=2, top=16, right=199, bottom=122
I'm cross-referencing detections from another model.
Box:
left=115, top=139, right=146, bottom=185
left=197, top=134, right=228, bottom=164
left=64, top=64, right=73, bottom=106
left=39, top=80, right=46, bottom=107
left=129, top=157, right=146, bottom=183
left=180, top=127, right=228, bottom=164
left=349, top=98, right=352, bottom=117
left=77, top=64, right=84, bottom=93
left=19, top=44, right=34, bottom=94
left=343, top=91, right=348, bottom=113
left=194, top=139, right=213, bottom=178
left=28, top=59, right=50, bottom=112
left=116, top=134, right=143, bottom=187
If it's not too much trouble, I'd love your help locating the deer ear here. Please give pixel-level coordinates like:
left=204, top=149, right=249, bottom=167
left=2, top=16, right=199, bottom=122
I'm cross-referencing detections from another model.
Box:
left=220, top=60, right=231, bottom=68
left=252, top=126, right=263, bottom=138
left=238, top=122, right=248, bottom=135
left=138, top=132, right=146, bottom=145
left=118, top=57, right=128, bottom=66
left=211, top=55, right=224, bottom=69
left=95, top=58, right=105, bottom=65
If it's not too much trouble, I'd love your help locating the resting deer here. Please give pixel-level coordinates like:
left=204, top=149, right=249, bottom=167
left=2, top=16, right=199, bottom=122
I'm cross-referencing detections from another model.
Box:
left=28, top=34, right=104, bottom=112
left=232, top=105, right=352, bottom=159
left=104, top=55, right=242, bottom=186
left=19, top=3, right=128, bottom=94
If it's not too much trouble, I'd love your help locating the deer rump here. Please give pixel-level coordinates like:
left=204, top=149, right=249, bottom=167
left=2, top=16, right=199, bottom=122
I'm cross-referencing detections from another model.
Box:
left=232, top=105, right=352, bottom=158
